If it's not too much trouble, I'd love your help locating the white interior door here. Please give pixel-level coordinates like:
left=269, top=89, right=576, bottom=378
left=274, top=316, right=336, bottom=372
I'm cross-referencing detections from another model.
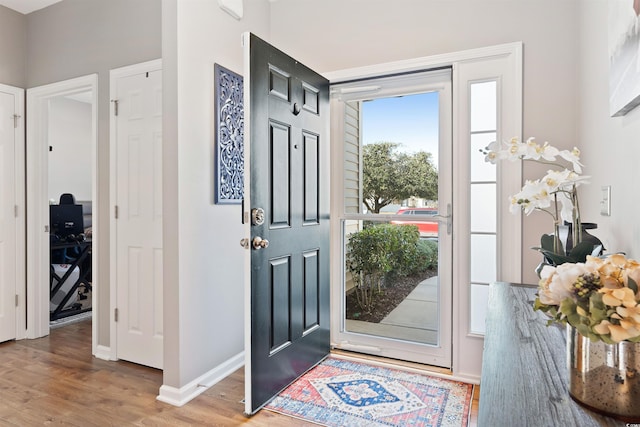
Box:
left=112, top=60, right=163, bottom=369
left=0, top=85, right=22, bottom=343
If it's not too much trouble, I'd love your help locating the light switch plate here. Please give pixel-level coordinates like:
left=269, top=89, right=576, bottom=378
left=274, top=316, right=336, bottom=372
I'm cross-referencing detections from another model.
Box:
left=600, top=185, right=611, bottom=216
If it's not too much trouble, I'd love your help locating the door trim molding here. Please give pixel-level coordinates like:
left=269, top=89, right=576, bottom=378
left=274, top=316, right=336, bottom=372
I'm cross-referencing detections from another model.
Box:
left=25, top=74, right=98, bottom=342
left=109, top=58, right=163, bottom=362
left=0, top=83, right=26, bottom=340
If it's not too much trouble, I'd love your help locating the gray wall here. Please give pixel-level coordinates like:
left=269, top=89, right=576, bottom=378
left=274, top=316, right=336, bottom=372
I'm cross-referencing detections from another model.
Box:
left=162, top=0, right=271, bottom=391
left=270, top=0, right=581, bottom=284
left=27, top=0, right=161, bottom=348
left=0, top=5, right=26, bottom=87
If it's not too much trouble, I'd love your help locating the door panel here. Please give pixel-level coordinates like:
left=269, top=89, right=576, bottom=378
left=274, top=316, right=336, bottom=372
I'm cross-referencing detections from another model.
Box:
left=0, top=90, right=16, bottom=343
left=114, top=66, right=163, bottom=369
left=245, top=33, right=330, bottom=414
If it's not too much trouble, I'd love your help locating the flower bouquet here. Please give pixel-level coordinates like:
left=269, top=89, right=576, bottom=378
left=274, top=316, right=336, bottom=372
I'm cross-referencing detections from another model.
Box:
left=482, top=137, right=602, bottom=266
left=535, top=253, right=640, bottom=343
left=539, top=254, right=640, bottom=421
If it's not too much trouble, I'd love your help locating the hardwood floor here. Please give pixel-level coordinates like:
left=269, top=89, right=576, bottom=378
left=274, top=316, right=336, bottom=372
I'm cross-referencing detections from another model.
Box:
left=0, top=319, right=479, bottom=426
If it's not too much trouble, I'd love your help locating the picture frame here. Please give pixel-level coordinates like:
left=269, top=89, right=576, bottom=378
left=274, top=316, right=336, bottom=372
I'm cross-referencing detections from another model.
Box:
left=214, top=63, right=244, bottom=204
left=608, top=1, right=640, bottom=117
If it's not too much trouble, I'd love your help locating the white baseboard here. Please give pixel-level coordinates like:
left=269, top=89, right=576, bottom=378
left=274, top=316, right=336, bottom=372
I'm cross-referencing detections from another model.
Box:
left=94, top=344, right=113, bottom=361
left=156, top=351, right=244, bottom=407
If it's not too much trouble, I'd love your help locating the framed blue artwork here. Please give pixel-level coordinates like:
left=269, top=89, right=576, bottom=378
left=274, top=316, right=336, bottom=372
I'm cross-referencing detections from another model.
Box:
left=214, top=63, right=244, bottom=204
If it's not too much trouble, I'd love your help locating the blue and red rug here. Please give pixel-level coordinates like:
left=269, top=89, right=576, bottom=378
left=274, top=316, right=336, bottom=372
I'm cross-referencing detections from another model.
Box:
left=265, top=356, right=474, bottom=427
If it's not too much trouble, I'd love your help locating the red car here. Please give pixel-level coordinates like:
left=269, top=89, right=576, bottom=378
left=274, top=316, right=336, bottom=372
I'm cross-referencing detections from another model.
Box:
left=391, top=207, right=439, bottom=237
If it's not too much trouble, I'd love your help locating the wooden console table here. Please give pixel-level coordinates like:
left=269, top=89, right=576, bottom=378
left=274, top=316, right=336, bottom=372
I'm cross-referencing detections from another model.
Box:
left=479, top=282, right=625, bottom=426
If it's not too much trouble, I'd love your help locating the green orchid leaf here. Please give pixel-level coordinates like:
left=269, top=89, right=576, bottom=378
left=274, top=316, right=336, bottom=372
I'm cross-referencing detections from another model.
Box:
left=568, top=241, right=599, bottom=263
left=532, top=247, right=575, bottom=265
left=628, top=277, right=639, bottom=294
left=540, top=233, right=564, bottom=254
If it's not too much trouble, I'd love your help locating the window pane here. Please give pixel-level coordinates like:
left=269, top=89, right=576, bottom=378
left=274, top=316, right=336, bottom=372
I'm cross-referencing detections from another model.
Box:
left=470, top=183, right=496, bottom=233
left=470, top=234, right=496, bottom=283
left=470, top=81, right=497, bottom=132
left=342, top=219, right=440, bottom=345
left=470, top=283, right=490, bottom=334
left=471, top=132, right=497, bottom=182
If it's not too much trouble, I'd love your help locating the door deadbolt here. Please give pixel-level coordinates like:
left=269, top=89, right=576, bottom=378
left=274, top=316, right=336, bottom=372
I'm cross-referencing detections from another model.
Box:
left=252, top=236, right=269, bottom=250
left=251, top=208, right=265, bottom=226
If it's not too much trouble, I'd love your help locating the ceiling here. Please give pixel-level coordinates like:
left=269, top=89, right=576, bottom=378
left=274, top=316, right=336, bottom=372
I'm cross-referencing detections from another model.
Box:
left=0, top=0, right=61, bottom=14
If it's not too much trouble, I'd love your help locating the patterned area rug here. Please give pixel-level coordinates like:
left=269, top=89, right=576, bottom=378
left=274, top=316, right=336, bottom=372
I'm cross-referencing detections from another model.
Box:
left=265, top=356, right=473, bottom=427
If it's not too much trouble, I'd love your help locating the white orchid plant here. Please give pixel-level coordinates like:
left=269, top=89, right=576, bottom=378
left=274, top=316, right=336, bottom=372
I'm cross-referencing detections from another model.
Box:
left=536, top=254, right=640, bottom=343
left=482, top=137, right=599, bottom=266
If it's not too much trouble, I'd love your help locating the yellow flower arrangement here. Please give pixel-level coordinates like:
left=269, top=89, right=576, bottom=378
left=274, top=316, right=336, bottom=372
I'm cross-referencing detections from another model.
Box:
left=535, top=253, right=640, bottom=343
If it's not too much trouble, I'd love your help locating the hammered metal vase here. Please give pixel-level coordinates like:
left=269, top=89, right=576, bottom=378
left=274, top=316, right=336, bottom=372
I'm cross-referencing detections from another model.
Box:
left=568, top=326, right=640, bottom=422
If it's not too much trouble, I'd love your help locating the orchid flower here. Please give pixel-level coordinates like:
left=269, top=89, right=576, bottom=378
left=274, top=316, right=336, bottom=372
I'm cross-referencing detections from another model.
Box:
left=483, top=137, right=588, bottom=229
left=558, top=147, right=584, bottom=173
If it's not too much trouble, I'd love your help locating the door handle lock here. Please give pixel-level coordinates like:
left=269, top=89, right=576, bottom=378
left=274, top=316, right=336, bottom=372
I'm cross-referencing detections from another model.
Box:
left=251, top=208, right=265, bottom=226
left=252, top=236, right=269, bottom=250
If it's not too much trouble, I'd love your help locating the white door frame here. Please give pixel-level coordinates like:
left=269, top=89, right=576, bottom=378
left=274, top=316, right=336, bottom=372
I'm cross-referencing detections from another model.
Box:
left=26, top=75, right=98, bottom=346
left=325, top=42, right=522, bottom=383
left=108, top=58, right=162, bottom=362
left=0, top=83, right=26, bottom=340
left=329, top=70, right=453, bottom=368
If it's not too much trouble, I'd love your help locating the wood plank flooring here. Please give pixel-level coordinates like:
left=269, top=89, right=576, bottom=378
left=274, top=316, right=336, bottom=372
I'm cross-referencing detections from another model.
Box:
left=0, top=319, right=479, bottom=426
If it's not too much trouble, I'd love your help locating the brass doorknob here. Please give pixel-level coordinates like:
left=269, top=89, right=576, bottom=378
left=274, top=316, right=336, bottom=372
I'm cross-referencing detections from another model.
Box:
left=252, top=236, right=269, bottom=250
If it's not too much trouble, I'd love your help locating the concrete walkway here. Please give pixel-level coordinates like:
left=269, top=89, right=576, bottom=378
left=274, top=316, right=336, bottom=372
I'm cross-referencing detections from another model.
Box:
left=345, top=276, right=439, bottom=345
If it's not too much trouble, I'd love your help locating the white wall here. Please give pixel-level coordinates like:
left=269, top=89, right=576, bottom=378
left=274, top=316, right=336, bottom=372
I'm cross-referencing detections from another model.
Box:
left=270, top=0, right=580, bottom=285
left=162, top=0, right=270, bottom=390
left=578, top=2, right=640, bottom=262
left=48, top=96, right=92, bottom=202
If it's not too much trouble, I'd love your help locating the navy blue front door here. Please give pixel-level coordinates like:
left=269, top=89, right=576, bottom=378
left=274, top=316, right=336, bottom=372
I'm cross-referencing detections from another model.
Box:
left=245, top=33, right=330, bottom=415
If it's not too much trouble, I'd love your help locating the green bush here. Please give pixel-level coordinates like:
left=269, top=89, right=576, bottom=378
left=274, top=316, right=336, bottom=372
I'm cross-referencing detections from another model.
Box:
left=346, top=223, right=435, bottom=312
left=416, top=239, right=438, bottom=271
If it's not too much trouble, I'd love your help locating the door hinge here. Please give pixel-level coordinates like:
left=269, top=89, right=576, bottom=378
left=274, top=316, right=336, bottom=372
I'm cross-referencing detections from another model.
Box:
left=111, top=99, right=119, bottom=116
left=114, top=308, right=119, bottom=322
left=14, top=205, right=18, bottom=218
left=15, top=295, right=18, bottom=307
left=114, top=205, right=119, bottom=219
left=12, top=114, right=20, bottom=128
left=44, top=225, right=50, bottom=233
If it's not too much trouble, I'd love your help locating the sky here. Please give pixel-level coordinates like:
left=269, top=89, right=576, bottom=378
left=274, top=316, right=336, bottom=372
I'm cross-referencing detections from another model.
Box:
left=361, top=91, right=440, bottom=167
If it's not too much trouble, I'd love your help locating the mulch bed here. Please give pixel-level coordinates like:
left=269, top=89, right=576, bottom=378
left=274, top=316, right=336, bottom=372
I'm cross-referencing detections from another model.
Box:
left=345, top=269, right=437, bottom=323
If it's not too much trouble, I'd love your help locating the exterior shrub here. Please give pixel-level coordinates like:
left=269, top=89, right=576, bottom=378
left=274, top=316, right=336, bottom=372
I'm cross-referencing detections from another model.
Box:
left=346, top=223, right=436, bottom=312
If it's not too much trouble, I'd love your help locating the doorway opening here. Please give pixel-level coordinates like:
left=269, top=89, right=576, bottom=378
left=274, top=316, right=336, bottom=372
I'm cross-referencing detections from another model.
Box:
left=343, top=92, right=441, bottom=346
left=26, top=75, right=98, bottom=350
left=330, top=69, right=453, bottom=368
left=48, top=90, right=94, bottom=326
